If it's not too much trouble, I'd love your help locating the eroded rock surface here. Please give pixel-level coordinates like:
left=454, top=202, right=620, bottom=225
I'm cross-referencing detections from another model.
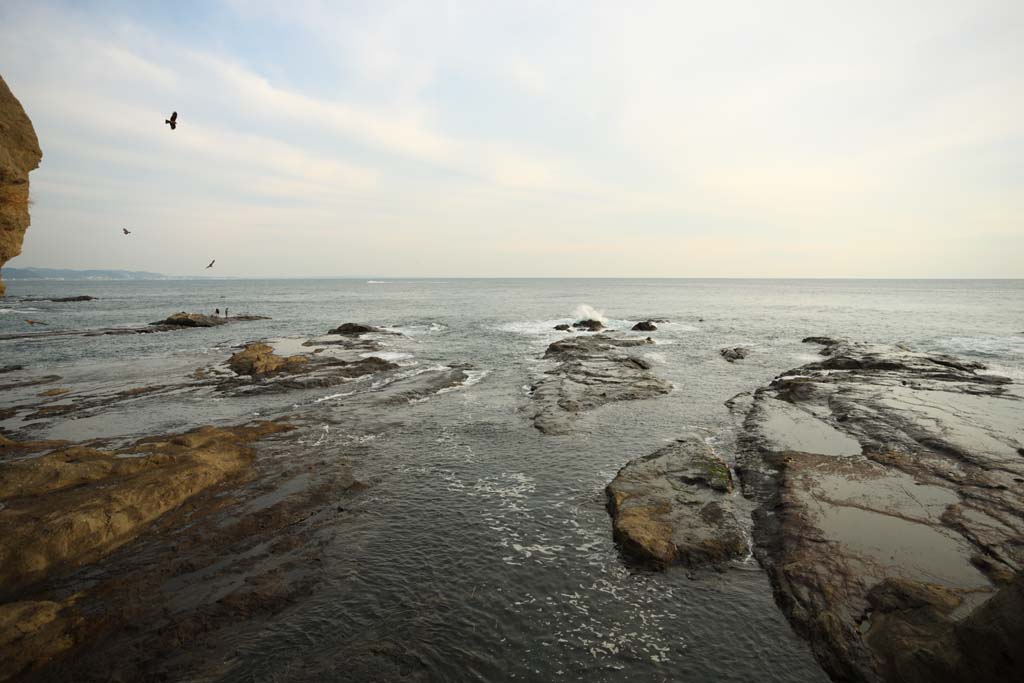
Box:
left=220, top=342, right=398, bottom=393
left=0, top=421, right=292, bottom=596
left=531, top=334, right=670, bottom=434
left=737, top=339, right=1024, bottom=682
left=0, top=75, right=42, bottom=297
left=606, top=435, right=747, bottom=568
left=0, top=598, right=80, bottom=681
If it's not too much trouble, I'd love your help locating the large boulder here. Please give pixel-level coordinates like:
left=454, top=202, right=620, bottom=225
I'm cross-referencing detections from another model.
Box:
left=0, top=76, right=43, bottom=297
left=606, top=435, right=747, bottom=568
left=227, top=343, right=309, bottom=377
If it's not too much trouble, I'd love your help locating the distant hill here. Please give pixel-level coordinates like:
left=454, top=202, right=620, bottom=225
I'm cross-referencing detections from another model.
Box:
left=2, top=267, right=168, bottom=280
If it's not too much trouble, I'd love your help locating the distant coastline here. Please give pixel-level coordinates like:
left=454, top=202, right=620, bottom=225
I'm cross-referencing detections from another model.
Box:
left=1, top=267, right=230, bottom=281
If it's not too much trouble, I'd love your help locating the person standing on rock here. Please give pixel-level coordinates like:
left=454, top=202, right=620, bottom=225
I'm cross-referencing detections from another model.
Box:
left=215, top=308, right=221, bottom=317
left=225, top=307, right=229, bottom=320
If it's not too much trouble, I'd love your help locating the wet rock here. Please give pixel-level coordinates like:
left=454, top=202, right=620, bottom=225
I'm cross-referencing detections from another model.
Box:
left=553, top=323, right=571, bottom=331
left=0, top=598, right=81, bottom=681
left=22, top=295, right=96, bottom=302
left=572, top=319, right=604, bottom=332
left=531, top=334, right=670, bottom=434
left=0, top=75, right=43, bottom=297
left=220, top=342, right=399, bottom=394
left=720, top=346, right=750, bottom=362
left=328, top=322, right=389, bottom=335
left=606, top=435, right=747, bottom=568
left=631, top=321, right=657, bottom=331
left=801, top=336, right=841, bottom=346
left=0, top=422, right=292, bottom=596
left=228, top=343, right=309, bottom=377
left=0, top=365, right=23, bottom=374
left=151, top=312, right=227, bottom=327
left=737, top=339, right=1024, bottom=682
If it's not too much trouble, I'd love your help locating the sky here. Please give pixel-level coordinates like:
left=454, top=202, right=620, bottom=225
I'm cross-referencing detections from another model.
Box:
left=1, top=0, right=1022, bottom=277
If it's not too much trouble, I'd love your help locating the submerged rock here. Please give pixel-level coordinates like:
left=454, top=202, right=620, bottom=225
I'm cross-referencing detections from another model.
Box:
left=719, top=346, right=750, bottom=362
left=801, top=335, right=842, bottom=346
left=606, top=435, right=747, bottom=568
left=737, top=339, right=1024, bottom=682
left=22, top=295, right=96, bottom=302
left=531, top=334, right=670, bottom=434
left=572, top=319, right=604, bottom=332
left=631, top=321, right=657, bottom=331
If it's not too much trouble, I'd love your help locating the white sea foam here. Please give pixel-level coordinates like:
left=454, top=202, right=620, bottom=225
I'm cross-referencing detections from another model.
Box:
left=572, top=303, right=606, bottom=323
left=361, top=351, right=413, bottom=362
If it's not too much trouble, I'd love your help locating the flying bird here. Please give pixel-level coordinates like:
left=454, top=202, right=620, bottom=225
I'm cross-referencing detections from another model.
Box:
left=123, top=228, right=131, bottom=235
left=165, top=111, right=177, bottom=130
left=206, top=259, right=216, bottom=269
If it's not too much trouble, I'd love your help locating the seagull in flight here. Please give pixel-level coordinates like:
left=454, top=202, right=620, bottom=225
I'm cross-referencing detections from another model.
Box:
left=165, top=111, right=177, bottom=130
left=206, top=259, right=216, bottom=269
left=123, top=228, right=131, bottom=235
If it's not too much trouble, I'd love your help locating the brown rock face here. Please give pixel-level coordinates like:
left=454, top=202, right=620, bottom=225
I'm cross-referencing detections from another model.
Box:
left=738, top=339, right=1024, bottom=682
left=606, top=435, right=747, bottom=568
left=228, top=342, right=309, bottom=377
left=0, top=75, right=42, bottom=297
left=0, top=422, right=292, bottom=597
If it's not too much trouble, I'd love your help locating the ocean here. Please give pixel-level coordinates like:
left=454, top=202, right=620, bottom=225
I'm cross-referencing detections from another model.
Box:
left=2, top=278, right=1023, bottom=681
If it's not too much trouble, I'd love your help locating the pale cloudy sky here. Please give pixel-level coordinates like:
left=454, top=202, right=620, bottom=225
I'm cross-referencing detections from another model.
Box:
left=1, top=1, right=1021, bottom=277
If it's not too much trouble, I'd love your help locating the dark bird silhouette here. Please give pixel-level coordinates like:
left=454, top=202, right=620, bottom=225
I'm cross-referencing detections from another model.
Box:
left=123, top=228, right=131, bottom=235
left=206, top=259, right=216, bottom=269
left=165, top=111, right=177, bottom=130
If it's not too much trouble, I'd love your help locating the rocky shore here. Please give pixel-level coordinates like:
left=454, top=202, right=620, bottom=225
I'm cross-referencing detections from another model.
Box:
left=530, top=333, right=671, bottom=434
left=0, top=319, right=482, bottom=680
left=732, top=338, right=1023, bottom=681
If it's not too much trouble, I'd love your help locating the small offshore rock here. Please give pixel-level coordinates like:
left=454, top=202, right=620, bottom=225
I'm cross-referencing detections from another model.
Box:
left=151, top=312, right=227, bottom=328
left=719, top=347, right=749, bottom=362
left=801, top=335, right=841, bottom=345
left=631, top=321, right=657, bottom=331
left=572, top=319, right=604, bottom=332
left=328, top=323, right=387, bottom=336
left=553, top=323, right=571, bottom=331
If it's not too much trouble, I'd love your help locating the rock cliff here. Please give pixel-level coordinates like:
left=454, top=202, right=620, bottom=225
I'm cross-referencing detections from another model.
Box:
left=0, top=75, right=42, bottom=297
